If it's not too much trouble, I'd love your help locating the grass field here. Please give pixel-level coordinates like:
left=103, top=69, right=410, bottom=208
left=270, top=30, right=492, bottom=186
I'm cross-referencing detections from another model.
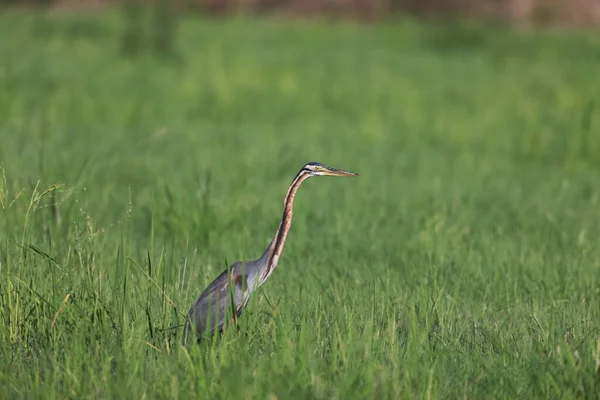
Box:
left=1, top=9, right=600, bottom=399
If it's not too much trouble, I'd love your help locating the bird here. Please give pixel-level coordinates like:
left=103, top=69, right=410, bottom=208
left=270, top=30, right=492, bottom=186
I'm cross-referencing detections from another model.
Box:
left=182, top=162, right=358, bottom=343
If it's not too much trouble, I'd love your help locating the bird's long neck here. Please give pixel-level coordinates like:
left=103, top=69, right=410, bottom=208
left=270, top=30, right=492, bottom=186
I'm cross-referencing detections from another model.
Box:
left=259, top=169, right=310, bottom=283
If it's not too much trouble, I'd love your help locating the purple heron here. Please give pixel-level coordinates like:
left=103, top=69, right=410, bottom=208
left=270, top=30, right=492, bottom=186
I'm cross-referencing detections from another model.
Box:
left=182, top=162, right=357, bottom=342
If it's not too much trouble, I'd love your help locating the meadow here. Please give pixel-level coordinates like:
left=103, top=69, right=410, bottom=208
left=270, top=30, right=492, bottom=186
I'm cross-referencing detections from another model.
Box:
left=1, top=9, right=600, bottom=399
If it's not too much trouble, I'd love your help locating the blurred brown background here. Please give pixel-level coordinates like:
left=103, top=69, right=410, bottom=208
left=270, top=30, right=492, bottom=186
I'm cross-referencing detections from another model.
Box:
left=5, top=0, right=600, bottom=27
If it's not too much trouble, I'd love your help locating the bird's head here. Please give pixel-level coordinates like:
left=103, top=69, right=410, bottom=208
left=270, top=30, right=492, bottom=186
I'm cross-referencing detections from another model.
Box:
left=302, top=162, right=358, bottom=177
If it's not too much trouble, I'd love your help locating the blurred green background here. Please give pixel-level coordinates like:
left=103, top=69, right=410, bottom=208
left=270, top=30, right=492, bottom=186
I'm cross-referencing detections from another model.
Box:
left=0, top=3, right=599, bottom=399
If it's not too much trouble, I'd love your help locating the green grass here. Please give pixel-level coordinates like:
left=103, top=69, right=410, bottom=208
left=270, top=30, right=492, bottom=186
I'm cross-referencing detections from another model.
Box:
left=1, top=9, right=600, bottom=399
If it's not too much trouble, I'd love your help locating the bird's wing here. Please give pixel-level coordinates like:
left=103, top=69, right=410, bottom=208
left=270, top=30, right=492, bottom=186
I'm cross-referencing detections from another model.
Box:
left=187, top=265, right=249, bottom=336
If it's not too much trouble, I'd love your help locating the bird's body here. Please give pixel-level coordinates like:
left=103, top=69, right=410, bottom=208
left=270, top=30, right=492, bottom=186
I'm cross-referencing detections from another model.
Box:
left=183, top=248, right=267, bottom=336
left=183, top=162, right=357, bottom=343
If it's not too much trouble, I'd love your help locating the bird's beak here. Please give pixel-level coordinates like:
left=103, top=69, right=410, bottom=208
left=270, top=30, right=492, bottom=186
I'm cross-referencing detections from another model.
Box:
left=322, top=166, right=359, bottom=177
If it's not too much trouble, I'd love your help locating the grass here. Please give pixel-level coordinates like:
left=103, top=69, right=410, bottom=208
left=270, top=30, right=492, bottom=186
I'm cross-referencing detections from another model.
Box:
left=1, top=9, right=600, bottom=399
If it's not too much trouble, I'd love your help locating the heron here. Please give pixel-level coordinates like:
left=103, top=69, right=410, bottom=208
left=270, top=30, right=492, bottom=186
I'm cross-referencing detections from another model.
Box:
left=182, top=162, right=358, bottom=342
